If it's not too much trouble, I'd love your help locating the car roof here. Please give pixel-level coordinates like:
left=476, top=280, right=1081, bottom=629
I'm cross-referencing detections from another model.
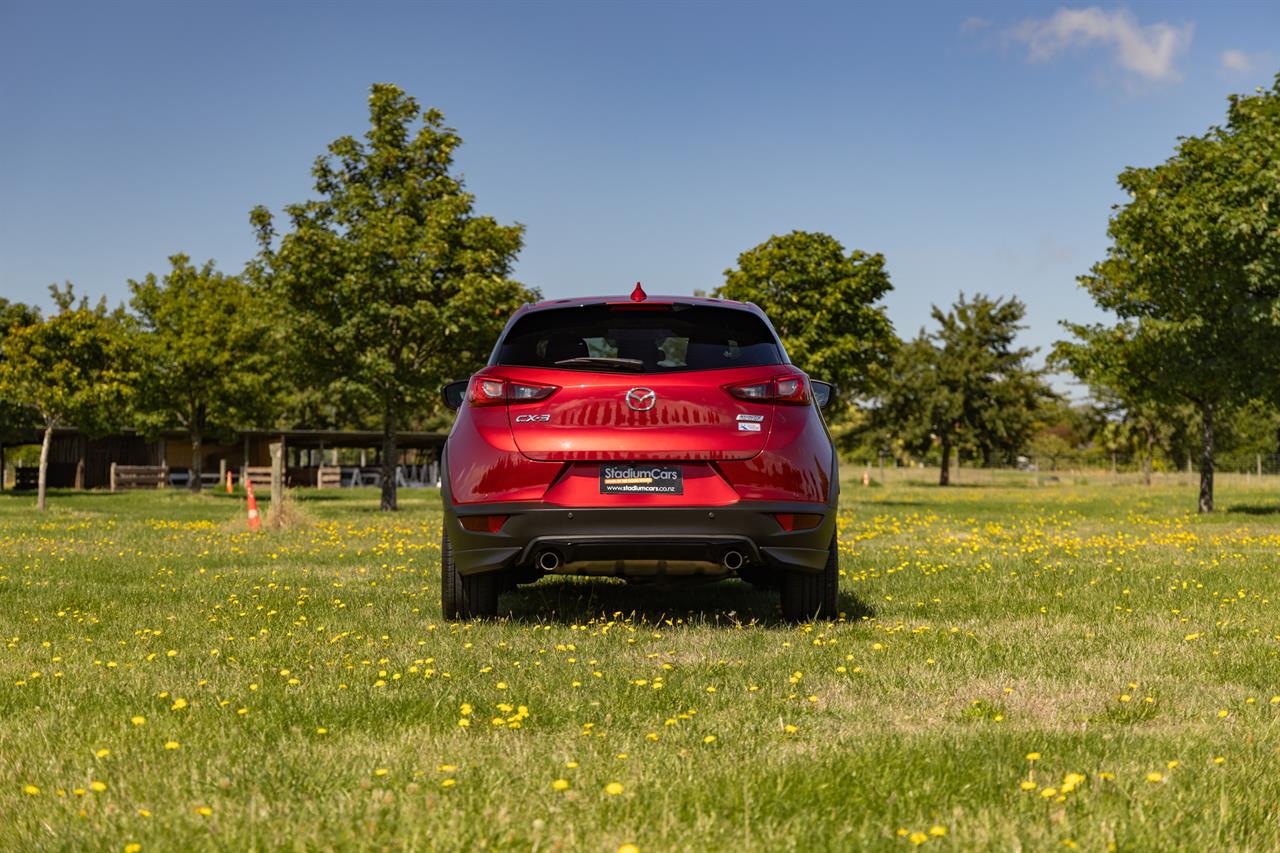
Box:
left=516, top=294, right=761, bottom=317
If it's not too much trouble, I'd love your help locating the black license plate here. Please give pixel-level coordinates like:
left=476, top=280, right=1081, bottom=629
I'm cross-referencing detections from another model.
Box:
left=600, top=463, right=683, bottom=495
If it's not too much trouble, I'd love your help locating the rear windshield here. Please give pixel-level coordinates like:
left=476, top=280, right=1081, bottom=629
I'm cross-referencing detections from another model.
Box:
left=493, top=304, right=784, bottom=373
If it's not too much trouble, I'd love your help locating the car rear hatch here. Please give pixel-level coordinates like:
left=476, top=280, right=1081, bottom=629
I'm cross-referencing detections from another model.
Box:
left=489, top=300, right=792, bottom=462
left=506, top=365, right=778, bottom=461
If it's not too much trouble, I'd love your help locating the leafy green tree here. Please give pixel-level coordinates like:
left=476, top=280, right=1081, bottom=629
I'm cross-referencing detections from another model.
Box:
left=1051, top=327, right=1186, bottom=484
left=875, top=294, right=1050, bottom=485
left=250, top=84, right=535, bottom=510
left=0, top=286, right=134, bottom=510
left=716, top=231, right=896, bottom=402
left=1060, top=75, right=1280, bottom=512
left=129, top=255, right=276, bottom=492
left=0, top=298, right=41, bottom=445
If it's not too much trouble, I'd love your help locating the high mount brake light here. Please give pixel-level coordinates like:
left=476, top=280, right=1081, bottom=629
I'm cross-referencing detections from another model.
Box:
left=724, top=376, right=811, bottom=405
left=467, top=377, right=558, bottom=407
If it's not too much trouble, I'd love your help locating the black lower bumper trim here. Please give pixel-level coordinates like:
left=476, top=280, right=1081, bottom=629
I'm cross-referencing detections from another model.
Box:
left=444, top=502, right=835, bottom=577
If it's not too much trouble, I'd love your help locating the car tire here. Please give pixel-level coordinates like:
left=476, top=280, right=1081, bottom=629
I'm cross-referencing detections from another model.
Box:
left=441, top=524, right=499, bottom=619
left=780, top=534, right=839, bottom=621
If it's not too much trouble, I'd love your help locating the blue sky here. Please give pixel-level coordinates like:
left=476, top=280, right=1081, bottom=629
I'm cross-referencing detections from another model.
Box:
left=2, top=1, right=1277, bottom=368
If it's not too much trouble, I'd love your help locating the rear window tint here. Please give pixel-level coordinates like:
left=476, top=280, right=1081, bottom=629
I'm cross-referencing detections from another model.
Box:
left=493, top=304, right=783, bottom=373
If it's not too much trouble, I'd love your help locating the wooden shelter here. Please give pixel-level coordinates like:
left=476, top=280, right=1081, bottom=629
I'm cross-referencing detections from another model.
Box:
left=0, top=427, right=447, bottom=490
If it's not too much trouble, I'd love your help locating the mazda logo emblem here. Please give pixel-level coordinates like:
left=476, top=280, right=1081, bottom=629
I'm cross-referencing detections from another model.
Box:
left=625, top=387, right=656, bottom=412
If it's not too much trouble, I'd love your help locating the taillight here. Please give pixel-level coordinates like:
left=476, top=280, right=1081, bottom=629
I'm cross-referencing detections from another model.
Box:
left=460, top=515, right=508, bottom=533
left=467, top=377, right=558, bottom=406
left=724, top=376, right=810, bottom=405
left=774, top=513, right=823, bottom=532
left=508, top=382, right=557, bottom=403
left=725, top=381, right=773, bottom=401
left=468, top=377, right=507, bottom=407
left=775, top=376, right=808, bottom=405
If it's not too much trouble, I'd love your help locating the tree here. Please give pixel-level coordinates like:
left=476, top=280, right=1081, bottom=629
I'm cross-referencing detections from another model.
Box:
left=1061, top=74, right=1280, bottom=512
left=875, top=294, right=1050, bottom=485
left=1051, top=325, right=1185, bottom=484
left=129, top=255, right=276, bottom=492
left=0, top=286, right=134, bottom=510
left=250, top=84, right=535, bottom=510
left=716, top=231, right=896, bottom=402
left=0, top=299, right=41, bottom=445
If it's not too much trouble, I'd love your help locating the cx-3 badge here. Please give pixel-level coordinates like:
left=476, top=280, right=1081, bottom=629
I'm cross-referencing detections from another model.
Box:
left=625, top=387, right=656, bottom=411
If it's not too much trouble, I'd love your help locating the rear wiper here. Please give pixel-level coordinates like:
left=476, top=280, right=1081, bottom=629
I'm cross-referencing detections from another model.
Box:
left=554, top=357, right=644, bottom=372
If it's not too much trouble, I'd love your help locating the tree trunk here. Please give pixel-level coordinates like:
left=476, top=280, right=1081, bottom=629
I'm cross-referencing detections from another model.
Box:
left=190, top=429, right=203, bottom=494
left=37, top=420, right=53, bottom=512
left=1143, top=434, right=1154, bottom=487
left=1198, top=403, right=1214, bottom=514
left=380, top=398, right=398, bottom=511
left=938, top=435, right=951, bottom=487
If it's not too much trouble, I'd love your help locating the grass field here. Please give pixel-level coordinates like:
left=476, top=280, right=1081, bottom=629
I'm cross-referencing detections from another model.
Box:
left=3, top=472, right=1280, bottom=851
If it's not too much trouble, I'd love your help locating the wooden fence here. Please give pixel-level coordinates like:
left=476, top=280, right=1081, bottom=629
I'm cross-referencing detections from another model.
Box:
left=109, top=464, right=169, bottom=491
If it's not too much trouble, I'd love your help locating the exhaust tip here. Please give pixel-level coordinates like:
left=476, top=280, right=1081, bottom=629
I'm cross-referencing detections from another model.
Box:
left=537, top=550, right=562, bottom=571
left=722, top=550, right=745, bottom=571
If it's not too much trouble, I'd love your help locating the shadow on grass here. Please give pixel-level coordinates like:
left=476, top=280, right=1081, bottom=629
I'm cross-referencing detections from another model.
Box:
left=0, top=488, right=129, bottom=500
left=499, top=577, right=874, bottom=627
left=1223, top=503, right=1280, bottom=516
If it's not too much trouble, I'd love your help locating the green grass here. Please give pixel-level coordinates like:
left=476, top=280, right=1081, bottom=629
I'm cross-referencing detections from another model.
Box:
left=3, top=474, right=1280, bottom=851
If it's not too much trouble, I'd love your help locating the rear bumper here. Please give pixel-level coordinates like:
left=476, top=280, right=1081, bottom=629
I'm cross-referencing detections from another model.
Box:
left=444, top=501, right=836, bottom=576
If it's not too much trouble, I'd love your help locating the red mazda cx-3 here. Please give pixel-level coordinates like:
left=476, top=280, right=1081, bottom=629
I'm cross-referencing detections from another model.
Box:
left=439, top=286, right=839, bottom=620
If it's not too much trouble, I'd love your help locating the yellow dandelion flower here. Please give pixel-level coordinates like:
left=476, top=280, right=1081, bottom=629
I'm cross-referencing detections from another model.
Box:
left=374, top=768, right=388, bottom=777
left=1025, top=752, right=1041, bottom=761
left=195, top=806, right=213, bottom=816
left=1217, top=709, right=1229, bottom=719
left=929, top=826, right=947, bottom=837
left=703, top=735, right=717, bottom=744
left=164, top=741, right=180, bottom=750
left=1145, top=772, right=1163, bottom=783
left=125, top=844, right=142, bottom=853
left=1040, top=787, right=1058, bottom=798
left=441, top=778, right=456, bottom=788
left=908, top=831, right=928, bottom=845
left=1020, top=781, right=1038, bottom=791
left=170, top=698, right=188, bottom=711
left=22, top=784, right=39, bottom=796
left=618, top=845, right=639, bottom=853
left=89, top=781, right=107, bottom=793
left=552, top=779, right=570, bottom=791
left=605, top=782, right=624, bottom=795
left=1213, top=756, right=1226, bottom=765
left=95, top=748, right=110, bottom=758
left=131, top=716, right=146, bottom=726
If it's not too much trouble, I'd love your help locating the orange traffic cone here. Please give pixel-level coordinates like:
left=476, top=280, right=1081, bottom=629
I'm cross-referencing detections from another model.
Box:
left=226, top=470, right=233, bottom=494
left=245, top=478, right=261, bottom=531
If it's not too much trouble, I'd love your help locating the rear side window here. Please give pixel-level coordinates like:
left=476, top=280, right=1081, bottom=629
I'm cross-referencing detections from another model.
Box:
left=493, top=304, right=784, bottom=373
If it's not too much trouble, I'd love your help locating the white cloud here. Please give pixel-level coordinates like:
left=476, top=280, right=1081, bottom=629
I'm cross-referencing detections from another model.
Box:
left=1220, top=49, right=1269, bottom=75
left=960, top=16, right=991, bottom=34
left=1010, top=7, right=1193, bottom=82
